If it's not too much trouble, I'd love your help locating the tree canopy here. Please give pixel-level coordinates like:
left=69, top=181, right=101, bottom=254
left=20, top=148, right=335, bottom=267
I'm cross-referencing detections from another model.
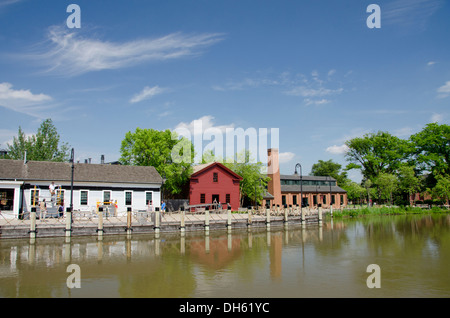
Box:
left=7, top=118, right=70, bottom=162
left=119, top=128, right=194, bottom=197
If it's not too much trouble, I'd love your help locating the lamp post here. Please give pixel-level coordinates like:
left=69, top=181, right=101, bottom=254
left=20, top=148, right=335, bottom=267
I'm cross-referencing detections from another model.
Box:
left=254, top=177, right=262, bottom=209
left=328, top=176, right=333, bottom=216
left=295, top=163, right=302, bottom=216
left=70, top=148, right=74, bottom=213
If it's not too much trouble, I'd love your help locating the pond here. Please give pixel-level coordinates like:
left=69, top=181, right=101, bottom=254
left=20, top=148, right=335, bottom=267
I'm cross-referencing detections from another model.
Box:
left=0, top=214, right=449, bottom=298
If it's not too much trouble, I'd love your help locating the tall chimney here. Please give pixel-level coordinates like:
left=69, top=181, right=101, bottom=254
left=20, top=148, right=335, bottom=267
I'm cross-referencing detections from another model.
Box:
left=267, top=148, right=281, bottom=207
left=101, top=155, right=105, bottom=164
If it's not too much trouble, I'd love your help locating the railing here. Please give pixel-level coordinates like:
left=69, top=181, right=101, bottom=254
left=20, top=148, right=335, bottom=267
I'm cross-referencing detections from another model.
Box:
left=0, top=205, right=325, bottom=239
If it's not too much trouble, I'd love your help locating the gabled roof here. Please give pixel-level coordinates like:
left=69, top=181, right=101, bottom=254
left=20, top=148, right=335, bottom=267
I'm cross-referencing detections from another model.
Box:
left=191, top=162, right=242, bottom=180
left=0, top=159, right=162, bottom=184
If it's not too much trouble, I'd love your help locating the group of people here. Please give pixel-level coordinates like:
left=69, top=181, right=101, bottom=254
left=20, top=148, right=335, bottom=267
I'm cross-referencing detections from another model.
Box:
left=38, top=182, right=64, bottom=220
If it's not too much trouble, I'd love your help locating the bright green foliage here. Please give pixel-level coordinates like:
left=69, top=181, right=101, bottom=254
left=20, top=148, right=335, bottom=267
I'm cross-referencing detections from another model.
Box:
left=345, top=131, right=412, bottom=181
left=310, top=159, right=349, bottom=186
left=223, top=150, right=270, bottom=207
left=119, top=128, right=194, bottom=196
left=410, top=123, right=450, bottom=176
left=397, top=165, right=421, bottom=205
left=7, top=118, right=70, bottom=162
left=373, top=173, right=398, bottom=205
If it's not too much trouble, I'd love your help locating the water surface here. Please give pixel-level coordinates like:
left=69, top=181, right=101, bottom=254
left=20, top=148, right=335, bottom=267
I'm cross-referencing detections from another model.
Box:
left=1, top=214, right=449, bottom=297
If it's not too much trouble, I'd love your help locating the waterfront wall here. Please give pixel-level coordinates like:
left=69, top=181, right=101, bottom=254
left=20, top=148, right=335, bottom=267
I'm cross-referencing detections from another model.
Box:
left=0, top=206, right=325, bottom=240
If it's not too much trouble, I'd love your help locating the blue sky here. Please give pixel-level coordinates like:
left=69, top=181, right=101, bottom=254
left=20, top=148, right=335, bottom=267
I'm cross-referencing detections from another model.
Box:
left=0, top=0, right=449, bottom=182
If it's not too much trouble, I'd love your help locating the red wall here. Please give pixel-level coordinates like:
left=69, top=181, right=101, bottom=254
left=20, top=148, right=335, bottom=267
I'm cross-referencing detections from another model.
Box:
left=190, top=164, right=241, bottom=210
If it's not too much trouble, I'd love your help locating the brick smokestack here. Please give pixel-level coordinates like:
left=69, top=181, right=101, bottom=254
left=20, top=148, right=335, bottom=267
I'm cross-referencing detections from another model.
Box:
left=267, top=148, right=281, bottom=207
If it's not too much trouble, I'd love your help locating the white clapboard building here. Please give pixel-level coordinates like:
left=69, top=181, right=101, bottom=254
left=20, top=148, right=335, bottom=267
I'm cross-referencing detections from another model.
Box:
left=0, top=159, right=162, bottom=219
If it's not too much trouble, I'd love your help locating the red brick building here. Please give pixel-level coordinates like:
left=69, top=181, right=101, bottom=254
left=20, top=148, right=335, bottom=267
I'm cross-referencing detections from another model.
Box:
left=189, top=162, right=242, bottom=210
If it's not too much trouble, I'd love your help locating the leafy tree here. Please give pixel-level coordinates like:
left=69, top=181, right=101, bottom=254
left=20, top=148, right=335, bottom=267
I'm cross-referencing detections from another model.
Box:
left=119, top=128, right=194, bottom=197
left=310, top=159, right=349, bottom=186
left=7, top=119, right=70, bottom=162
left=410, top=123, right=450, bottom=176
left=397, top=165, right=421, bottom=206
left=223, top=150, right=270, bottom=207
left=373, top=173, right=398, bottom=205
left=341, top=180, right=366, bottom=205
left=429, top=174, right=450, bottom=205
left=345, top=131, right=412, bottom=182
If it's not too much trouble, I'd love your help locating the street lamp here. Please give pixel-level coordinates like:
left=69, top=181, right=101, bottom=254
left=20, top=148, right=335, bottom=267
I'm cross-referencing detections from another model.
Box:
left=254, top=177, right=262, bottom=209
left=70, top=148, right=74, bottom=213
left=328, top=176, right=333, bottom=216
left=295, top=163, right=302, bottom=215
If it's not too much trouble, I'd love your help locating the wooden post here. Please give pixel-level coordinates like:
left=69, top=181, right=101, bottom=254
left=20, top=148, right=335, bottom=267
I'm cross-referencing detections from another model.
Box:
left=126, top=207, right=132, bottom=237
left=154, top=207, right=160, bottom=236
left=284, top=205, right=289, bottom=224
left=97, top=207, right=104, bottom=239
left=266, top=207, right=271, bottom=230
left=301, top=205, right=306, bottom=223
left=318, top=205, right=323, bottom=224
left=29, top=207, right=37, bottom=240
left=180, top=207, right=185, bottom=235
left=227, top=206, right=232, bottom=233
left=65, top=207, right=72, bottom=238
left=247, top=207, right=252, bottom=229
left=205, top=206, right=210, bottom=233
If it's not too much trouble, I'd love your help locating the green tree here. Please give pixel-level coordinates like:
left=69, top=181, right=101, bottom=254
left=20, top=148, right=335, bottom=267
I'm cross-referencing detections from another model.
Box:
left=429, top=174, right=450, bottom=205
left=341, top=180, right=366, bottom=205
left=397, top=165, right=421, bottom=206
left=373, top=173, right=398, bottom=205
left=7, top=119, right=70, bottom=162
left=310, top=159, right=349, bottom=186
left=223, top=150, right=270, bottom=207
left=410, top=123, right=450, bottom=176
left=119, top=128, right=194, bottom=197
left=345, top=131, right=412, bottom=182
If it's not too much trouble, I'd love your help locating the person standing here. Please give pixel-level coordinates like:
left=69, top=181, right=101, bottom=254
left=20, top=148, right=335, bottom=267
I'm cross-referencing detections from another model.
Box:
left=40, top=199, right=47, bottom=220
left=161, top=200, right=166, bottom=212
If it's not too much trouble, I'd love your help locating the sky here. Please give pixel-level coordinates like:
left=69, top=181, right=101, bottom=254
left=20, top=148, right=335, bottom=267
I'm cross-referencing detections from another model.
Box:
left=0, top=0, right=449, bottom=182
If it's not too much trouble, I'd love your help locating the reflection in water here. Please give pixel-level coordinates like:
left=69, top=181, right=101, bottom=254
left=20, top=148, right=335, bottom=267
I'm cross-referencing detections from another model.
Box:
left=0, top=214, right=449, bottom=297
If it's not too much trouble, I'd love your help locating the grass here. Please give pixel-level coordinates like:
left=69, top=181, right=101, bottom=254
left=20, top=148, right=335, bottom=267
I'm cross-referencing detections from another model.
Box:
left=332, top=206, right=449, bottom=218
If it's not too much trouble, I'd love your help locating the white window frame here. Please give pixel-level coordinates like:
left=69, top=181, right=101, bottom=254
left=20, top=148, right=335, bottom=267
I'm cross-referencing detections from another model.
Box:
left=145, top=191, right=153, bottom=206
left=103, top=190, right=112, bottom=204
left=80, top=190, right=89, bottom=206
left=124, top=190, right=133, bottom=206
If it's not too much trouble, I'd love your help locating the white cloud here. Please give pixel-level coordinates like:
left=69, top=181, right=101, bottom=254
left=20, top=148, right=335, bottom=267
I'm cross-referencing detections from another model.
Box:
left=0, top=82, right=54, bottom=118
left=437, top=81, right=450, bottom=98
left=279, top=152, right=295, bottom=163
left=175, top=115, right=235, bottom=137
left=427, top=61, right=436, bottom=66
left=130, top=86, right=165, bottom=104
left=304, top=98, right=331, bottom=106
left=326, top=144, right=349, bottom=155
left=393, top=127, right=414, bottom=137
left=30, top=26, right=224, bottom=76
left=384, top=0, right=443, bottom=30
left=430, top=112, right=443, bottom=123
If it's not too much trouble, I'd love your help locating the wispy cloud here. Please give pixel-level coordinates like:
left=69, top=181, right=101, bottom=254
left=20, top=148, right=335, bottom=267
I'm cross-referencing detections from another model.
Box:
left=279, top=152, right=295, bottom=163
left=284, top=70, right=344, bottom=105
left=326, top=144, right=349, bottom=155
left=383, top=0, right=444, bottom=30
left=430, top=112, right=443, bottom=123
left=27, top=26, right=224, bottom=76
left=437, top=81, right=450, bottom=98
left=130, top=85, right=165, bottom=104
left=0, top=82, right=56, bottom=118
left=0, top=0, right=21, bottom=9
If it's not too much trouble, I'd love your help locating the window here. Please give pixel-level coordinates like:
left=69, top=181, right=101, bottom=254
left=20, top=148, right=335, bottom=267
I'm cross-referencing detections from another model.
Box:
left=125, top=191, right=132, bottom=206
left=293, top=195, right=297, bottom=205
left=313, top=195, right=317, bottom=205
left=282, top=195, right=286, bottom=206
left=31, top=189, right=40, bottom=206
left=146, top=192, right=153, bottom=205
left=103, top=191, right=111, bottom=204
left=213, top=172, right=218, bottom=182
left=80, top=190, right=88, bottom=206
left=331, top=195, right=335, bottom=204
left=341, top=195, right=344, bottom=205
left=226, top=194, right=231, bottom=204
left=200, top=193, right=205, bottom=204
left=323, top=195, right=326, bottom=204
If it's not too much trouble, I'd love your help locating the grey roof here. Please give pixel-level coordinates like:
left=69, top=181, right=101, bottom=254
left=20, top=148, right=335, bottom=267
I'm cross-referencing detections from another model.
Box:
left=0, top=159, right=162, bottom=184
left=281, top=174, right=336, bottom=181
left=281, top=184, right=347, bottom=193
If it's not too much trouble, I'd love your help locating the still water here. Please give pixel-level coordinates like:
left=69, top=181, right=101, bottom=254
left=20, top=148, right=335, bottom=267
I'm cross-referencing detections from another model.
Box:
left=1, top=214, right=449, bottom=298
